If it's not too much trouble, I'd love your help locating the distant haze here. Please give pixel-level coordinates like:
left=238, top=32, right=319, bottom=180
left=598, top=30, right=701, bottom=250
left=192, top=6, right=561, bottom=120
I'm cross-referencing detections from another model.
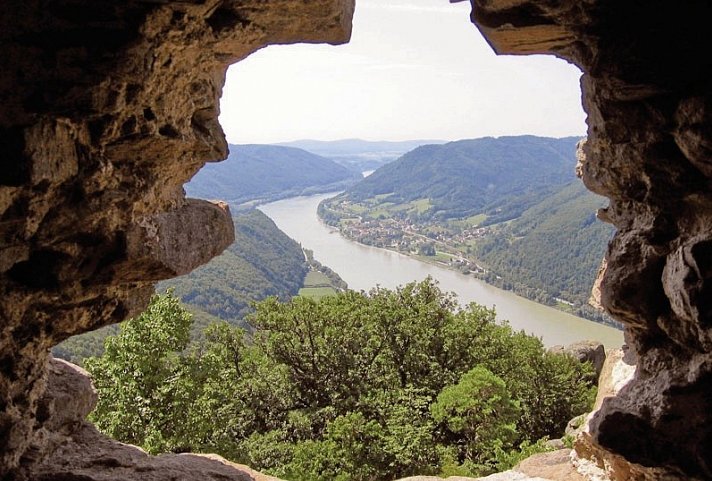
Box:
left=219, top=0, right=587, bottom=144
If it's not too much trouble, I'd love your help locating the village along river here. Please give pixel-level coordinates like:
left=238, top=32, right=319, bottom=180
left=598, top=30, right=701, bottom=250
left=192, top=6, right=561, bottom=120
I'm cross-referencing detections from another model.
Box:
left=259, top=193, right=624, bottom=350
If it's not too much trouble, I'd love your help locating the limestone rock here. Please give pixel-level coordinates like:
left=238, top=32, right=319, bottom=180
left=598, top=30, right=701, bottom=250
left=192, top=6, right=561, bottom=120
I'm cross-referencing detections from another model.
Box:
left=572, top=348, right=644, bottom=481
left=396, top=477, right=478, bottom=481
left=121, top=198, right=235, bottom=281
left=395, top=474, right=544, bottom=481
left=564, top=414, right=586, bottom=438
left=19, top=358, right=98, bottom=467
left=548, top=341, right=606, bottom=380
left=396, top=448, right=599, bottom=481
left=544, top=439, right=566, bottom=451
left=29, top=424, right=256, bottom=481
left=477, top=474, right=548, bottom=481
left=20, top=357, right=269, bottom=481
left=515, top=450, right=585, bottom=481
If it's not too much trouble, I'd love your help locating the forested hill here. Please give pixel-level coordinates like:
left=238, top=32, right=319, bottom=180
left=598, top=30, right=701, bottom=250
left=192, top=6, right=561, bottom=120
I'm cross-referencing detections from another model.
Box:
left=476, top=181, right=617, bottom=321
left=317, top=135, right=618, bottom=325
left=341, top=135, right=580, bottom=223
left=185, top=144, right=361, bottom=206
left=160, top=209, right=308, bottom=330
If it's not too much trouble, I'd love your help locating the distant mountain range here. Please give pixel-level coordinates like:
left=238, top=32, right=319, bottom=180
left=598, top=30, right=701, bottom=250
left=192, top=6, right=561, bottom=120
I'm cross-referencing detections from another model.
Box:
left=339, top=135, right=581, bottom=223
left=276, top=138, right=447, bottom=172
left=186, top=144, right=361, bottom=207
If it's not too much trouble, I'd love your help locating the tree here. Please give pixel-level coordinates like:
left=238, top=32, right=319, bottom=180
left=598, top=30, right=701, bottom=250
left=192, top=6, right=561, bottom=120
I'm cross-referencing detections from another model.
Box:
left=249, top=292, right=382, bottom=412
left=431, top=366, right=520, bottom=475
left=85, top=280, right=596, bottom=481
left=84, top=289, right=194, bottom=454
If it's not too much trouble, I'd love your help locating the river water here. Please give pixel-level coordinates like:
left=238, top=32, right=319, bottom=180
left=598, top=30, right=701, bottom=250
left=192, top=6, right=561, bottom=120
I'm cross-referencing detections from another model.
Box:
left=259, top=193, right=624, bottom=350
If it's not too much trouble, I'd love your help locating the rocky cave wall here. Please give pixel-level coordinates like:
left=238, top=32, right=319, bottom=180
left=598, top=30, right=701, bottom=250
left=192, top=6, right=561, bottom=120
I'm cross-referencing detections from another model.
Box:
left=0, top=0, right=353, bottom=478
left=1, top=0, right=711, bottom=480
left=471, top=0, right=712, bottom=479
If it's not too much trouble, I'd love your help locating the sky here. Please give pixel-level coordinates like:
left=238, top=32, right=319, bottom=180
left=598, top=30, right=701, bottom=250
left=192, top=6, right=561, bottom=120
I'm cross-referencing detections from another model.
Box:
left=218, top=0, right=587, bottom=144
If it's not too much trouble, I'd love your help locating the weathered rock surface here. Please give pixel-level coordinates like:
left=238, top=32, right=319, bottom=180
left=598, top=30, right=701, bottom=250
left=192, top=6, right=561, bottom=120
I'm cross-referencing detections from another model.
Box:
left=21, top=357, right=259, bottom=481
left=572, top=348, right=660, bottom=481
left=395, top=449, right=588, bottom=481
left=0, top=0, right=353, bottom=477
left=548, top=340, right=606, bottom=380
left=470, top=0, right=712, bottom=478
left=516, top=450, right=586, bottom=481
left=18, top=358, right=97, bottom=469
left=30, top=425, right=259, bottom=481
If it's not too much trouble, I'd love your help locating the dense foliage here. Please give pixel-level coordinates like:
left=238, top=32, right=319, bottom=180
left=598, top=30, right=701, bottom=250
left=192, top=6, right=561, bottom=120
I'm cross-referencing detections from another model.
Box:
left=337, top=136, right=580, bottom=222
left=476, top=181, right=618, bottom=324
left=87, top=282, right=595, bottom=480
left=85, top=291, right=194, bottom=450
left=186, top=144, right=360, bottom=205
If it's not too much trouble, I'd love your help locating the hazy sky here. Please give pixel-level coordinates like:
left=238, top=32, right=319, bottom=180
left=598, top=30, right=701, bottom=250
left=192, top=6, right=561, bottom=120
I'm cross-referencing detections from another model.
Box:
left=219, top=0, right=586, bottom=144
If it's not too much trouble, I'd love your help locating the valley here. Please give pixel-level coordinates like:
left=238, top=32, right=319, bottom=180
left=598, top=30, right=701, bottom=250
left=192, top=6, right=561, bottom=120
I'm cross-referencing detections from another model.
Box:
left=53, top=209, right=345, bottom=363
left=260, top=193, right=623, bottom=350
left=55, top=134, right=624, bottom=481
left=56, top=134, right=622, bottom=364
left=318, top=136, right=618, bottom=327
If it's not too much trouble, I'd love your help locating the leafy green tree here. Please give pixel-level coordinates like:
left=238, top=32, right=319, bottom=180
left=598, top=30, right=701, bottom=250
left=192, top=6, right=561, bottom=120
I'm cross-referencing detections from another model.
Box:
left=84, top=290, right=194, bottom=454
left=283, top=439, right=344, bottom=481
left=185, top=322, right=296, bottom=461
left=431, top=366, right=520, bottom=475
left=418, top=242, right=436, bottom=256
left=249, top=292, right=383, bottom=412
left=374, top=386, right=438, bottom=477
left=368, top=280, right=460, bottom=392
left=86, top=279, right=596, bottom=481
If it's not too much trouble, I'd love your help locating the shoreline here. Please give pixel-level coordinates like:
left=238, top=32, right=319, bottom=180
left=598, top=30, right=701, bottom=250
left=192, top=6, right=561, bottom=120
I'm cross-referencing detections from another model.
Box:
left=316, top=210, right=623, bottom=332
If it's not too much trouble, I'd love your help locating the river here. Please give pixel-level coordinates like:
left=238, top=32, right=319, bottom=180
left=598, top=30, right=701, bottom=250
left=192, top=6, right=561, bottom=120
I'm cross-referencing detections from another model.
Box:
left=259, top=193, right=624, bottom=350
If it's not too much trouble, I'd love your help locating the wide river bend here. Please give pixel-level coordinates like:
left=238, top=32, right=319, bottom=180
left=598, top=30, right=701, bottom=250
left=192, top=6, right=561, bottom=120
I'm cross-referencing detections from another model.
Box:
left=259, top=193, right=624, bottom=350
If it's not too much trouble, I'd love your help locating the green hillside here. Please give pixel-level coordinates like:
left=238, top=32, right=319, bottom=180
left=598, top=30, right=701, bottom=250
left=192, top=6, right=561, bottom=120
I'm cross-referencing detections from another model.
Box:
left=186, top=144, right=361, bottom=206
left=317, top=135, right=619, bottom=325
left=330, top=136, right=580, bottom=223
left=53, top=209, right=309, bottom=363
left=476, top=181, right=616, bottom=320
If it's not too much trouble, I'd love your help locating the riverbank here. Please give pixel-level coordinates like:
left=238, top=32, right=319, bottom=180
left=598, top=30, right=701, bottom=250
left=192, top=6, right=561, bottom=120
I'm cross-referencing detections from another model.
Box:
left=317, top=199, right=621, bottom=330
left=327, top=232, right=620, bottom=330
left=259, top=193, right=624, bottom=350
